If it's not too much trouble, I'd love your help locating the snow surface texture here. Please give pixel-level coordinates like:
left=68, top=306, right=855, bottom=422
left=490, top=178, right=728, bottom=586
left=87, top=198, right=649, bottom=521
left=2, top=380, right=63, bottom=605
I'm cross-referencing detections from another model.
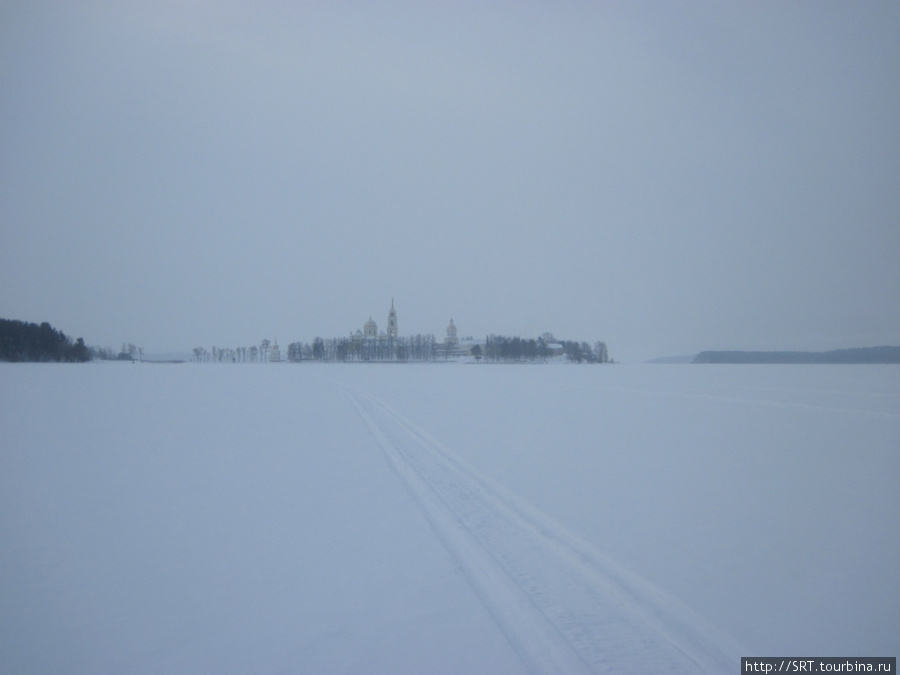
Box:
left=2, top=363, right=898, bottom=673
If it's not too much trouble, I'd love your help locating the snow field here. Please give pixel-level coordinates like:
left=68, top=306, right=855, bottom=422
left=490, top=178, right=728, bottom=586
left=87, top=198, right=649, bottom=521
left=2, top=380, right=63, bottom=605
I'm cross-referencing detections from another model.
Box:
left=344, top=383, right=742, bottom=672
left=1, top=362, right=898, bottom=672
left=328, top=363, right=900, bottom=657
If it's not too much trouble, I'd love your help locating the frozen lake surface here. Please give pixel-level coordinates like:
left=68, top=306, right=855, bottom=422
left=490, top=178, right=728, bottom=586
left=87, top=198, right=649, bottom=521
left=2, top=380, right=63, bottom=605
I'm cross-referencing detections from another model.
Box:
left=2, top=362, right=898, bottom=673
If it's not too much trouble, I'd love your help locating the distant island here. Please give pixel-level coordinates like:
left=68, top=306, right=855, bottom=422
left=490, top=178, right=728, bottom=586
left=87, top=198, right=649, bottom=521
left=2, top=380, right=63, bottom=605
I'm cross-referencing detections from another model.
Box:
left=193, top=301, right=611, bottom=364
left=692, top=346, right=900, bottom=364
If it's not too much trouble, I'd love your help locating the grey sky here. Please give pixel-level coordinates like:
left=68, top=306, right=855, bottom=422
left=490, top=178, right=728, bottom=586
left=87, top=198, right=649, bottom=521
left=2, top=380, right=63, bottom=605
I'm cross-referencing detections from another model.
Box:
left=2, top=1, right=898, bottom=362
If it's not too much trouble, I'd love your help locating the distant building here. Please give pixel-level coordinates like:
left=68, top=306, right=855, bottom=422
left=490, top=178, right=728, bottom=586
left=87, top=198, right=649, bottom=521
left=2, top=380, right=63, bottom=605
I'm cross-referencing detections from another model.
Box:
left=445, top=318, right=458, bottom=348
left=437, top=317, right=474, bottom=358
left=353, top=300, right=399, bottom=344
left=387, top=299, right=398, bottom=338
left=364, top=317, right=377, bottom=337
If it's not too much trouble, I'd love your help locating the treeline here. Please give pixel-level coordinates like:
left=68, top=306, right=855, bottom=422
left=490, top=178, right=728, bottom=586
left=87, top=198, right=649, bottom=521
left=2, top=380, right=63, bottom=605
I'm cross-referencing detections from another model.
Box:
left=193, top=335, right=441, bottom=363
left=693, top=346, right=900, bottom=364
left=0, top=318, right=90, bottom=362
left=193, top=341, right=275, bottom=363
left=193, top=334, right=611, bottom=364
left=482, top=336, right=609, bottom=363
left=288, top=335, right=439, bottom=362
left=90, top=343, right=144, bottom=361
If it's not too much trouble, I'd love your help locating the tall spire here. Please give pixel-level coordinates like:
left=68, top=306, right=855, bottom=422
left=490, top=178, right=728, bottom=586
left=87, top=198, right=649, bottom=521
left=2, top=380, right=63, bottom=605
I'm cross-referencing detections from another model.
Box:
left=387, top=298, right=398, bottom=339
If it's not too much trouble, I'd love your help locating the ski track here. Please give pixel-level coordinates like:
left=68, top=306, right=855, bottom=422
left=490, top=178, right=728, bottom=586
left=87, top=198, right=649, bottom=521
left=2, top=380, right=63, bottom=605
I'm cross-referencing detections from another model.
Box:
left=342, top=384, right=743, bottom=674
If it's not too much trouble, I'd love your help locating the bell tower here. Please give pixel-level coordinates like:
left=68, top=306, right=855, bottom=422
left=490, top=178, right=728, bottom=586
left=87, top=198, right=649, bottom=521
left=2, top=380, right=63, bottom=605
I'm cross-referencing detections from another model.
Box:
left=387, top=299, right=398, bottom=338
left=445, top=318, right=458, bottom=347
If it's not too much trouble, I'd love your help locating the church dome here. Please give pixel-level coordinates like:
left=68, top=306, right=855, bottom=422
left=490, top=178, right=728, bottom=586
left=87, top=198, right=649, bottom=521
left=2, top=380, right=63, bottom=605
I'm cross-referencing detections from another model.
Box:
left=364, top=317, right=377, bottom=336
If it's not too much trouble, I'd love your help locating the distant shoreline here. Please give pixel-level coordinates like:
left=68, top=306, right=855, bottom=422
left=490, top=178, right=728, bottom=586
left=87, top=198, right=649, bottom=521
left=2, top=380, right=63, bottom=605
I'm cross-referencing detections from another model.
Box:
left=691, top=346, right=900, bottom=364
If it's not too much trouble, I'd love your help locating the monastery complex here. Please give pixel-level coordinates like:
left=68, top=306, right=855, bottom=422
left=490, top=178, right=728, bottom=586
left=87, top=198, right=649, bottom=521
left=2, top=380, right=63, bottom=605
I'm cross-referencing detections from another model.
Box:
left=352, top=300, right=467, bottom=356
left=194, top=299, right=607, bottom=363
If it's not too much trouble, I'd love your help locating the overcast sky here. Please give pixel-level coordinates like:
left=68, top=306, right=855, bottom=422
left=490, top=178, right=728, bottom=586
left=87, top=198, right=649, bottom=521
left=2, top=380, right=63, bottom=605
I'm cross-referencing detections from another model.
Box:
left=2, top=1, right=898, bottom=362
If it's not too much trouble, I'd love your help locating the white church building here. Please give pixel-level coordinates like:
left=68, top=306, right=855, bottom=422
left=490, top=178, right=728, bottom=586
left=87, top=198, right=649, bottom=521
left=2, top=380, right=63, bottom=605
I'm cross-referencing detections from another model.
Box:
left=351, top=301, right=473, bottom=356
left=352, top=299, right=399, bottom=344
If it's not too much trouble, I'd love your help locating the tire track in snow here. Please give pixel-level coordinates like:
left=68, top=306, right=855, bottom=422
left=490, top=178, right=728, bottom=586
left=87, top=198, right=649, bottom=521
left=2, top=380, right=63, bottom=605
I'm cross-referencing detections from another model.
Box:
left=343, top=385, right=743, bottom=674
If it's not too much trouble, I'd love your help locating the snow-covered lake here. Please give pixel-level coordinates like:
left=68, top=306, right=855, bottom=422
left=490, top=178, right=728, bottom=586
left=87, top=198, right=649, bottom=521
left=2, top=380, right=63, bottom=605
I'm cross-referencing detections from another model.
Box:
left=2, top=362, right=897, bottom=673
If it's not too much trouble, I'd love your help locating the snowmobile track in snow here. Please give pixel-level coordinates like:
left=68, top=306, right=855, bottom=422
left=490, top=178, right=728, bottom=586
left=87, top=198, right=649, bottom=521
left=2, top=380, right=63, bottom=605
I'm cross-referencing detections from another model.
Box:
left=343, top=385, right=742, bottom=674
